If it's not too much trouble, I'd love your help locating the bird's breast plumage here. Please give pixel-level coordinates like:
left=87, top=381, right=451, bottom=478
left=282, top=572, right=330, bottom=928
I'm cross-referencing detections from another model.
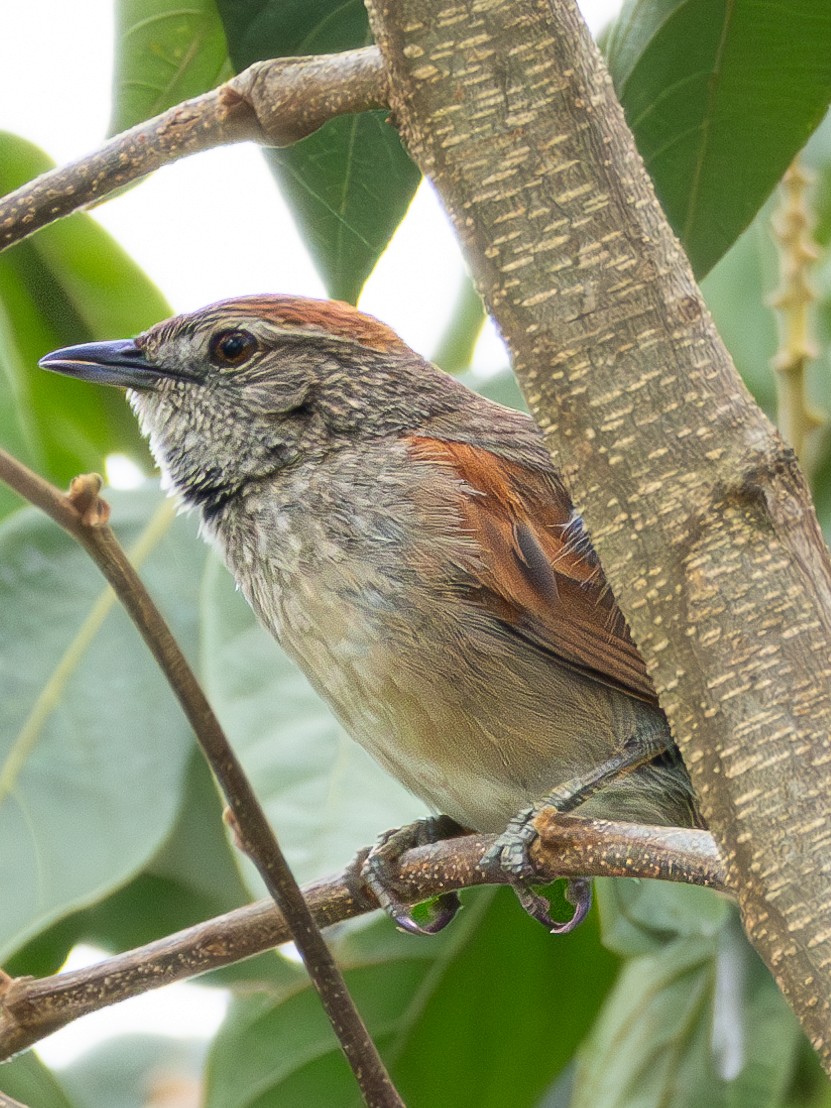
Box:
left=208, top=436, right=693, bottom=831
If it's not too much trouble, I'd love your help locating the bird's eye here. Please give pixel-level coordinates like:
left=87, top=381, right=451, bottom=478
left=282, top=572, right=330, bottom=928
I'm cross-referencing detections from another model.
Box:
left=208, top=329, right=258, bottom=368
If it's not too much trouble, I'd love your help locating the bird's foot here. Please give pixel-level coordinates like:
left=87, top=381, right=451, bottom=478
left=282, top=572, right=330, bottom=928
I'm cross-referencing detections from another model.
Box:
left=361, top=815, right=465, bottom=935
left=511, top=875, right=593, bottom=934
left=481, top=729, right=677, bottom=934
left=481, top=801, right=592, bottom=933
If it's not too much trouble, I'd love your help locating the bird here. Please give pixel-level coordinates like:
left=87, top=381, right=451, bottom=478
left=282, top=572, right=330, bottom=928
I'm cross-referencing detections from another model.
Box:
left=40, top=294, right=699, bottom=932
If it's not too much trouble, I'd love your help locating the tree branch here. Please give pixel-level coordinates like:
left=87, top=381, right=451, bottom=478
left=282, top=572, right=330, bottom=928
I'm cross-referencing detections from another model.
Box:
left=0, top=816, right=723, bottom=1059
left=0, top=450, right=402, bottom=1108
left=366, top=0, right=831, bottom=1070
left=0, top=47, right=387, bottom=253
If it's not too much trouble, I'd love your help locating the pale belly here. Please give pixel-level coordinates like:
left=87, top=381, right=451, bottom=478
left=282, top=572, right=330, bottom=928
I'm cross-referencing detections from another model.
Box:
left=216, top=481, right=691, bottom=833
left=243, top=560, right=677, bottom=832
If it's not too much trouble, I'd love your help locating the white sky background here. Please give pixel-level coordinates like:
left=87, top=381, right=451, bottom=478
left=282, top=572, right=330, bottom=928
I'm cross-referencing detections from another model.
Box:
left=1, top=0, right=621, bottom=1070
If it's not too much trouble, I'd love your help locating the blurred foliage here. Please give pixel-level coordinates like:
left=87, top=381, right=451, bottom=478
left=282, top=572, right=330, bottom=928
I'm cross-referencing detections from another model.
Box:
left=216, top=0, right=421, bottom=304
left=1, top=0, right=831, bottom=1106
left=572, top=884, right=801, bottom=1107
left=110, top=0, right=231, bottom=134
left=698, top=109, right=831, bottom=532
left=607, top=0, right=831, bottom=278
left=0, top=1034, right=206, bottom=1108
left=0, top=489, right=205, bottom=960
left=0, top=133, right=168, bottom=521
left=205, top=891, right=618, bottom=1107
left=0, top=1051, right=75, bottom=1108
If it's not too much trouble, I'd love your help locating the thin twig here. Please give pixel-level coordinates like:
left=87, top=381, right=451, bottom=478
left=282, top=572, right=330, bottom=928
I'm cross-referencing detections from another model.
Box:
left=0, top=1092, right=31, bottom=1108
left=0, top=451, right=402, bottom=1108
left=0, top=818, right=724, bottom=1058
left=0, top=47, right=388, bottom=252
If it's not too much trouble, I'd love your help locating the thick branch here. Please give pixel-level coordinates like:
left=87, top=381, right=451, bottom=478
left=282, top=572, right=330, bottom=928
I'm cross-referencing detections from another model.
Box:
left=0, top=47, right=387, bottom=252
left=366, top=0, right=831, bottom=1070
left=0, top=817, right=723, bottom=1059
left=0, top=451, right=401, bottom=1108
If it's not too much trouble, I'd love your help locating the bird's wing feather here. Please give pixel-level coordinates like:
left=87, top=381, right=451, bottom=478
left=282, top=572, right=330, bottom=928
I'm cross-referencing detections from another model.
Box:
left=406, top=436, right=658, bottom=705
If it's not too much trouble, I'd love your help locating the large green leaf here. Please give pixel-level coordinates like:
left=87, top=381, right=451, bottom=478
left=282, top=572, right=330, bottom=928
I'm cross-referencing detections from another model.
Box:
left=23, top=752, right=250, bottom=969
left=570, top=882, right=808, bottom=1106
left=4, top=755, right=248, bottom=979
left=110, top=0, right=231, bottom=134
left=199, top=553, right=425, bottom=890
left=606, top=0, right=831, bottom=276
left=0, top=485, right=205, bottom=959
left=0, top=1050, right=76, bottom=1108
left=0, top=133, right=169, bottom=519
left=216, top=0, right=421, bottom=303
left=205, top=890, right=619, bottom=1107
left=595, top=877, right=730, bottom=958
left=572, top=915, right=802, bottom=1107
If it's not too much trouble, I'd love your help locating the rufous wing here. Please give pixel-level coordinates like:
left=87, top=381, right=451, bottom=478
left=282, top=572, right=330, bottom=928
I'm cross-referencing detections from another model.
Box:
left=407, top=436, right=658, bottom=706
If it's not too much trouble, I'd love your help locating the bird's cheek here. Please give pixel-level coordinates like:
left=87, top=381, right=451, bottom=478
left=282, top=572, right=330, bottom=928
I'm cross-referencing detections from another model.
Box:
left=253, top=382, right=313, bottom=418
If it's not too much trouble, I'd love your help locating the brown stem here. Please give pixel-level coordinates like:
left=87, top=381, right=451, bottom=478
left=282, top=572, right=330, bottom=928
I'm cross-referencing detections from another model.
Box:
left=0, top=47, right=388, bottom=253
left=0, top=817, right=724, bottom=1059
left=0, top=450, right=401, bottom=1108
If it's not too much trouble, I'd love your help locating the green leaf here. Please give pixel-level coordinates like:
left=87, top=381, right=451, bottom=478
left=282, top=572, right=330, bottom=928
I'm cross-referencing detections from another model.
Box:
left=7, top=753, right=248, bottom=977
left=0, top=132, right=169, bottom=519
left=110, top=0, right=231, bottom=133
left=205, top=890, right=619, bottom=1107
left=572, top=914, right=802, bottom=1108
left=0, top=485, right=205, bottom=959
left=596, top=877, right=730, bottom=957
left=265, top=116, right=421, bottom=304
left=143, top=750, right=251, bottom=915
left=606, top=0, right=831, bottom=276
left=216, top=0, right=421, bottom=303
left=199, top=553, right=425, bottom=891
left=0, top=1051, right=76, bottom=1108
left=82, top=752, right=251, bottom=951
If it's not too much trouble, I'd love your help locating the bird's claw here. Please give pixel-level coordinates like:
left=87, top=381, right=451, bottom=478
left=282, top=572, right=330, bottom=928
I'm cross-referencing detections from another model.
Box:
left=482, top=806, right=593, bottom=933
left=360, top=816, right=464, bottom=936
left=511, top=877, right=592, bottom=934
left=388, top=891, right=462, bottom=936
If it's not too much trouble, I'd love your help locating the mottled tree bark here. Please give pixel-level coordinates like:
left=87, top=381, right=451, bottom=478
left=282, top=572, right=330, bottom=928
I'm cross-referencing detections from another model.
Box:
left=366, top=0, right=831, bottom=1067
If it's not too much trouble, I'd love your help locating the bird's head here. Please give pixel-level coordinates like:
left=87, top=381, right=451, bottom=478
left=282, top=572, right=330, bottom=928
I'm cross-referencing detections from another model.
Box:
left=40, top=294, right=465, bottom=514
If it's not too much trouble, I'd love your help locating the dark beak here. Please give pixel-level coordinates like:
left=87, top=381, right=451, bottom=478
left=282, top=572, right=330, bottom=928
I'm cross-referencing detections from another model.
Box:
left=39, top=339, right=185, bottom=390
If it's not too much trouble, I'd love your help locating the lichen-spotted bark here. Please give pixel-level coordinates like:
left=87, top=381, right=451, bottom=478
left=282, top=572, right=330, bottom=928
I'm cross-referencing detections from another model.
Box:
left=366, top=0, right=831, bottom=1068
